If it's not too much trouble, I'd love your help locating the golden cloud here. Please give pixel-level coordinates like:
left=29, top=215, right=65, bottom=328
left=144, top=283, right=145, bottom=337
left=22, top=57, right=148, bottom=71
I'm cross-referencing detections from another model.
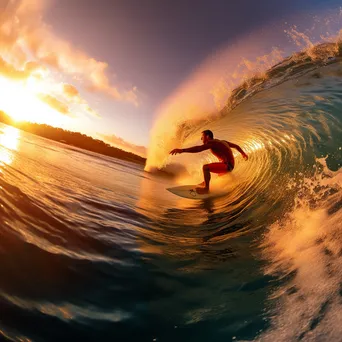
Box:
left=0, top=56, right=30, bottom=79
left=62, top=83, right=100, bottom=117
left=63, top=83, right=80, bottom=99
left=85, top=105, right=100, bottom=118
left=0, top=0, right=139, bottom=105
left=40, top=53, right=60, bottom=69
left=24, top=61, right=42, bottom=73
left=99, top=133, right=146, bottom=157
left=37, top=93, right=70, bottom=116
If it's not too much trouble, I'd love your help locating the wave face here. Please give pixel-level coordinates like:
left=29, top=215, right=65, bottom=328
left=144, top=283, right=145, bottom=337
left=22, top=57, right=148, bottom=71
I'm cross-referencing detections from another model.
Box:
left=143, top=37, right=342, bottom=340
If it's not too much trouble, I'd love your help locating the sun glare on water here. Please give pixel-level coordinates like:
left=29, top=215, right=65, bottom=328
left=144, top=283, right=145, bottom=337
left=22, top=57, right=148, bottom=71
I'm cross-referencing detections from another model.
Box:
left=0, top=126, right=19, bottom=166
left=0, top=76, right=69, bottom=127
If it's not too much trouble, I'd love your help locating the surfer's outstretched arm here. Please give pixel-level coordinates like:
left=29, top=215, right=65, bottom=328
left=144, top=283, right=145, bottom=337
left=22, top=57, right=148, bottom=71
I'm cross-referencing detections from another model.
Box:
left=228, top=142, right=248, bottom=160
left=170, top=144, right=211, bottom=155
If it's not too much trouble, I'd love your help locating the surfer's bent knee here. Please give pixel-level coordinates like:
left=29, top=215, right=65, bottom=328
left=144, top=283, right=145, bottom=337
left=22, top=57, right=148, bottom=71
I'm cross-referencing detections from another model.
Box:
left=203, top=164, right=210, bottom=172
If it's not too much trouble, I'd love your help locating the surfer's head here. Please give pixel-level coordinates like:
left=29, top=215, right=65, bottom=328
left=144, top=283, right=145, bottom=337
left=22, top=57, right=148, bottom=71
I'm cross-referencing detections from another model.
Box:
left=201, top=130, right=213, bottom=144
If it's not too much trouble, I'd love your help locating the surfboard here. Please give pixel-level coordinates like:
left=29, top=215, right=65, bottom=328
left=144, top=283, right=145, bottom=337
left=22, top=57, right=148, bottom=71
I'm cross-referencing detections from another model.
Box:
left=166, top=185, right=227, bottom=200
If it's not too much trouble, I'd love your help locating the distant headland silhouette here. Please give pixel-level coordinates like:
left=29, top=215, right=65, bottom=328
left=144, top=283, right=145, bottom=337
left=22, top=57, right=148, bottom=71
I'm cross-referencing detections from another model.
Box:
left=0, top=111, right=146, bottom=165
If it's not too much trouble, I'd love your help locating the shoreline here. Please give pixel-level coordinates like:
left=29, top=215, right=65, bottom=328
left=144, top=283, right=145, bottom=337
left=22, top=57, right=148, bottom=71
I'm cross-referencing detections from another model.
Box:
left=0, top=111, right=146, bottom=166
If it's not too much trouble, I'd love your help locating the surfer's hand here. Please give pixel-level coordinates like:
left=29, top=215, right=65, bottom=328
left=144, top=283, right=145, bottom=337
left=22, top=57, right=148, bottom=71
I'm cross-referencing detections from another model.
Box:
left=170, top=149, right=183, bottom=155
left=243, top=153, right=248, bottom=160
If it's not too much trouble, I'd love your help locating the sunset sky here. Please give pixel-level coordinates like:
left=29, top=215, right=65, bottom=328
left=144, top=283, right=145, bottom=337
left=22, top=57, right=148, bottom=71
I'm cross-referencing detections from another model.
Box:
left=0, top=0, right=339, bottom=156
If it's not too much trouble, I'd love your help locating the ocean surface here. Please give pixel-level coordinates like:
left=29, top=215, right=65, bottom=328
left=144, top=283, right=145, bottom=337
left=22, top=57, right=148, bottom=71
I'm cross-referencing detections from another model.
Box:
left=1, top=44, right=342, bottom=341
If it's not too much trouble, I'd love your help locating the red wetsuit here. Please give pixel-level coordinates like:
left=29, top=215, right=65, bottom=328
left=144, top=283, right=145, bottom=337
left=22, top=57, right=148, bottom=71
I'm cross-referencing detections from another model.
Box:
left=206, top=139, right=235, bottom=174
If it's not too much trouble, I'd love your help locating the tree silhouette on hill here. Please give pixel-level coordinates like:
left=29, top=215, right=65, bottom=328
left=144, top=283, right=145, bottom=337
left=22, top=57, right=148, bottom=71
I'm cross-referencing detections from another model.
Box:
left=0, top=111, right=146, bottom=165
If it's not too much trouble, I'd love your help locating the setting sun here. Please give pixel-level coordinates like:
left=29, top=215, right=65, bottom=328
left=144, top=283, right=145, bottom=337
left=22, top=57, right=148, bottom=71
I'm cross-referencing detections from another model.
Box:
left=0, top=76, right=70, bottom=127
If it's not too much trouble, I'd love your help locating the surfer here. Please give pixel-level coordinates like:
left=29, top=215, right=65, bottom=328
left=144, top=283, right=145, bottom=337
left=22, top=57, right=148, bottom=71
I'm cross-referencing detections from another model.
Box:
left=169, top=130, right=248, bottom=194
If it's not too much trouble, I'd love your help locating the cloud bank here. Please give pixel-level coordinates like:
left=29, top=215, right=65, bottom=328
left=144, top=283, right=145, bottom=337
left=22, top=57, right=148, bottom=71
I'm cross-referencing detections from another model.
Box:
left=0, top=0, right=138, bottom=106
left=99, top=133, right=147, bottom=157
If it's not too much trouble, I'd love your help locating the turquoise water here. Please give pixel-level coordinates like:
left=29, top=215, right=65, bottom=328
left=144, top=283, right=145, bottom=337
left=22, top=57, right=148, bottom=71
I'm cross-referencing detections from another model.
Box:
left=1, top=49, right=342, bottom=341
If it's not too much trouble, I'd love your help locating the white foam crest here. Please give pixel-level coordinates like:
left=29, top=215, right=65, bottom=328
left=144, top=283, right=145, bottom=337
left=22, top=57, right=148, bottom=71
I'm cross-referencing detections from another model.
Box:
left=257, top=160, right=342, bottom=341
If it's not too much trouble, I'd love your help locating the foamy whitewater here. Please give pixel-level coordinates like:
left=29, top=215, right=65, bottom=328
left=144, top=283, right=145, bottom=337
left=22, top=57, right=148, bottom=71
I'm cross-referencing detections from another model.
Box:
left=1, top=12, right=342, bottom=342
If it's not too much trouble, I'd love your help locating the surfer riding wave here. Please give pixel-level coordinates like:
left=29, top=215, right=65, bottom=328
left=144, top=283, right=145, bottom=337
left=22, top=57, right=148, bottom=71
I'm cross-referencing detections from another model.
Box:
left=170, top=130, right=248, bottom=194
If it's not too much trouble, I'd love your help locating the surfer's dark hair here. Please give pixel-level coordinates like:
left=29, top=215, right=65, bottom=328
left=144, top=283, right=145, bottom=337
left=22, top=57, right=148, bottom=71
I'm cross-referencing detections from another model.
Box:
left=202, top=130, right=214, bottom=139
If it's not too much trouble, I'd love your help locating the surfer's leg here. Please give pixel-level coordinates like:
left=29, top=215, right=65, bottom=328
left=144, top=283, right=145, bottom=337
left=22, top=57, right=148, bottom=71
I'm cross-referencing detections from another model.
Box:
left=196, top=164, right=211, bottom=194
left=204, top=164, right=211, bottom=188
left=196, top=163, right=228, bottom=194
